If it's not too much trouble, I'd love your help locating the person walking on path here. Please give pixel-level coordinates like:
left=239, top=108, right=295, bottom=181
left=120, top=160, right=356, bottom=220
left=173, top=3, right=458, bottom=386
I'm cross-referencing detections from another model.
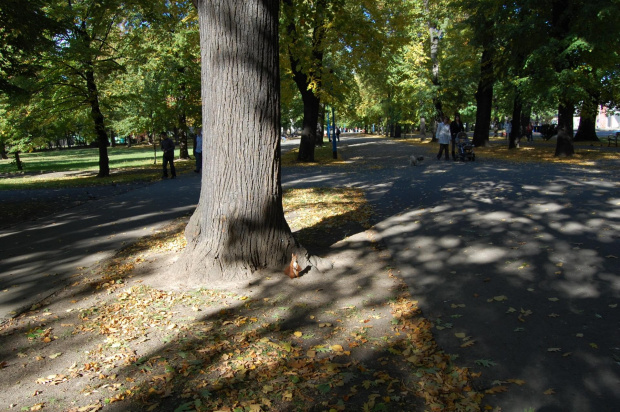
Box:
left=335, top=127, right=341, bottom=142
left=504, top=118, right=512, bottom=140
left=161, top=132, right=176, bottom=179
left=194, top=128, right=203, bottom=173
left=436, top=116, right=451, bottom=160
left=450, top=114, right=464, bottom=160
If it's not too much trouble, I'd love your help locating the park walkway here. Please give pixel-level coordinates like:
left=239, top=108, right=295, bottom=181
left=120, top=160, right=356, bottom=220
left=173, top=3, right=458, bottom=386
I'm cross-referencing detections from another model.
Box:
left=1, top=135, right=619, bottom=410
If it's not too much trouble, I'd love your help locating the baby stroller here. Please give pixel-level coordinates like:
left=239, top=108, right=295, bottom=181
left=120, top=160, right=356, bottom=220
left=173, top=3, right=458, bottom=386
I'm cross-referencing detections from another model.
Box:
left=455, top=132, right=475, bottom=161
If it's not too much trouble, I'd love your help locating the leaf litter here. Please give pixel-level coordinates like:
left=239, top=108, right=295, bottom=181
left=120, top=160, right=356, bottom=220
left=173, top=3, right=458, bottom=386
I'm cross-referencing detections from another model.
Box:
left=0, top=187, right=487, bottom=411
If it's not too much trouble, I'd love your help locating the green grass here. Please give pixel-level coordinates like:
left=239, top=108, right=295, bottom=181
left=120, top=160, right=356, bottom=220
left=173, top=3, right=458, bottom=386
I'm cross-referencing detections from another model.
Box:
left=0, top=145, right=195, bottom=190
left=1, top=145, right=163, bottom=174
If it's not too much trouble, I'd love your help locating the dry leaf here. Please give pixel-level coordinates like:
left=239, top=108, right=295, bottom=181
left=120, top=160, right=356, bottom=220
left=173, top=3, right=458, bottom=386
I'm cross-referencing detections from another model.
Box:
left=485, top=386, right=508, bottom=394
left=461, top=340, right=476, bottom=348
left=543, top=388, right=555, bottom=395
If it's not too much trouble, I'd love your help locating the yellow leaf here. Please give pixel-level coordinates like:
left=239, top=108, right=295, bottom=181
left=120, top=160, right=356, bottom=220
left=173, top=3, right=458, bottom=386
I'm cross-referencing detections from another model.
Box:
left=493, top=295, right=508, bottom=302
left=307, top=350, right=316, bottom=358
left=589, top=343, right=598, bottom=349
left=543, top=388, right=555, bottom=395
left=294, top=331, right=303, bottom=337
left=507, top=379, right=526, bottom=386
left=331, top=344, right=344, bottom=352
left=454, top=332, right=466, bottom=339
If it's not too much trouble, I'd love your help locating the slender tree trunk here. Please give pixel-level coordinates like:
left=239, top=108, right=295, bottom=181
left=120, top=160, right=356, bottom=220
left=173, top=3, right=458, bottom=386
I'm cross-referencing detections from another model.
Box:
left=177, top=72, right=190, bottom=158
left=85, top=68, right=110, bottom=177
left=509, top=91, right=522, bottom=149
left=473, top=47, right=493, bottom=147
left=179, top=0, right=301, bottom=282
left=14, top=152, right=23, bottom=170
left=425, top=0, right=443, bottom=141
left=0, top=143, right=8, bottom=159
left=317, top=103, right=325, bottom=146
left=150, top=132, right=157, bottom=164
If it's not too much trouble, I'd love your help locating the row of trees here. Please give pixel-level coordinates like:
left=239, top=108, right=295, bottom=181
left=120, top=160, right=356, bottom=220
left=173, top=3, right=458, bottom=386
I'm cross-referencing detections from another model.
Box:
left=2, top=1, right=619, bottom=174
left=2, top=0, right=619, bottom=280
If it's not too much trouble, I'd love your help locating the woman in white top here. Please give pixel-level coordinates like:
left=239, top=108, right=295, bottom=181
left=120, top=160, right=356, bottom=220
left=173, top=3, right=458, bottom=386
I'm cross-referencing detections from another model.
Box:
left=436, top=116, right=451, bottom=160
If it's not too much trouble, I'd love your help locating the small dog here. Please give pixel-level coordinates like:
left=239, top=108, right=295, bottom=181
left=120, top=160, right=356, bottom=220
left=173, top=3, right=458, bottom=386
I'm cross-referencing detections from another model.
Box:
left=284, top=252, right=301, bottom=279
left=408, top=154, right=424, bottom=166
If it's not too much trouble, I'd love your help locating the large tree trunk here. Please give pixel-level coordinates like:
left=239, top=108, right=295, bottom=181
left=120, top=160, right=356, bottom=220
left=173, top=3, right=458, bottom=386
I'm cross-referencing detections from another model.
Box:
left=179, top=0, right=300, bottom=282
left=296, top=85, right=320, bottom=162
left=555, top=102, right=575, bottom=157
left=85, top=68, right=110, bottom=177
left=473, top=47, right=493, bottom=147
left=283, top=0, right=327, bottom=162
left=574, top=94, right=599, bottom=141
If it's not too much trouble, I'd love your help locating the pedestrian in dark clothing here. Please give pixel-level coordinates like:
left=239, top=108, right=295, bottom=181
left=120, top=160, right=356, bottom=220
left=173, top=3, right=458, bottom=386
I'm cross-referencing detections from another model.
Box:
left=161, top=132, right=176, bottom=179
left=335, top=127, right=341, bottom=141
left=450, top=114, right=464, bottom=160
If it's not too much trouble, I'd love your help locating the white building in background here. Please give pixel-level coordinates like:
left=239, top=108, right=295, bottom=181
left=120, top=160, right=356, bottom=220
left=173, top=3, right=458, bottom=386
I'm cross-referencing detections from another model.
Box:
left=596, top=106, right=620, bottom=130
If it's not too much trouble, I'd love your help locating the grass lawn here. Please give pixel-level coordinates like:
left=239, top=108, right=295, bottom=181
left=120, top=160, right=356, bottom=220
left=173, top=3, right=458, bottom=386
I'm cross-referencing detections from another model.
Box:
left=0, top=145, right=196, bottom=190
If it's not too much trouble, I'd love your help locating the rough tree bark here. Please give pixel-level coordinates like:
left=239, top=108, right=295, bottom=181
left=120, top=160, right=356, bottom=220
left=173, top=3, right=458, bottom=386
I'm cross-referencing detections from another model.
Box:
left=179, top=0, right=302, bottom=282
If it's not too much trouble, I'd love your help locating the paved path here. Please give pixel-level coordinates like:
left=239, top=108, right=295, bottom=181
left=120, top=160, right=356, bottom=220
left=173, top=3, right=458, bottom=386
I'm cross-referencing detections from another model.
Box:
left=286, top=137, right=620, bottom=411
left=0, top=176, right=200, bottom=318
left=1, top=136, right=619, bottom=410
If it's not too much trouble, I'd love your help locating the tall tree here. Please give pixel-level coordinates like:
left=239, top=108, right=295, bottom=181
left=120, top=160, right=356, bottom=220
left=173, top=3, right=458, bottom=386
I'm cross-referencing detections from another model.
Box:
left=179, top=0, right=301, bottom=281
left=281, top=0, right=341, bottom=162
